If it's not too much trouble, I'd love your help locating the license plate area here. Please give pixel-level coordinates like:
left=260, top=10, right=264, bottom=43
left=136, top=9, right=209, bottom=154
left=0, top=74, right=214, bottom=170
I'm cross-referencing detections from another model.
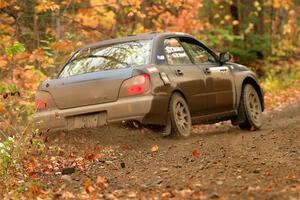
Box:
left=67, top=112, right=107, bottom=130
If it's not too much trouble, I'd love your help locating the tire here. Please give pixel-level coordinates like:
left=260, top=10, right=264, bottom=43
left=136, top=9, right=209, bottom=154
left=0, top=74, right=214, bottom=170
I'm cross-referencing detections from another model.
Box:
left=149, top=116, right=172, bottom=137
left=238, top=84, right=263, bottom=130
left=169, top=93, right=192, bottom=137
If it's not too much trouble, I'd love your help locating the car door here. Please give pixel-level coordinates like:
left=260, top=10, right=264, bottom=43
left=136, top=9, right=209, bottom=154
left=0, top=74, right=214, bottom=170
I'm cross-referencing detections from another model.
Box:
left=163, top=38, right=207, bottom=116
left=180, top=38, right=234, bottom=114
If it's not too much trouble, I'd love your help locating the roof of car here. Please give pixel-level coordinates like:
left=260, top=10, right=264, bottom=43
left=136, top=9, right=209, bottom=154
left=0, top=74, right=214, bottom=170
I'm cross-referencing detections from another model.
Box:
left=81, top=32, right=193, bottom=50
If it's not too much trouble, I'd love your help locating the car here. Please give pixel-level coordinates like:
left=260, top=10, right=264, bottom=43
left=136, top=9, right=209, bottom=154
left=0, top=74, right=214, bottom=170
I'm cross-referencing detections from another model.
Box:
left=34, top=32, right=264, bottom=137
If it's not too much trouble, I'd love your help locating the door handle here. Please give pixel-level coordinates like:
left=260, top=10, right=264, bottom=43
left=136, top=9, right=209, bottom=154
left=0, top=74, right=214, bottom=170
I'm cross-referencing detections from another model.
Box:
left=176, top=69, right=184, bottom=76
left=204, top=67, right=211, bottom=74
left=220, top=69, right=228, bottom=72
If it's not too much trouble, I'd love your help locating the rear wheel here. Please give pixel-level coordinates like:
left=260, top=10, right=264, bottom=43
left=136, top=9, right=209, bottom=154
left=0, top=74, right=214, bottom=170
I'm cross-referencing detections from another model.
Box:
left=169, top=93, right=192, bottom=137
left=151, top=116, right=172, bottom=137
left=238, top=84, right=262, bottom=130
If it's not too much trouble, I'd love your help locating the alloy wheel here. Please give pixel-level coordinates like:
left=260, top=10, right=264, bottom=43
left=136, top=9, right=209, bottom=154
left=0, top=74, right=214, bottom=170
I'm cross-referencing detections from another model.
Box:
left=174, top=101, right=189, bottom=132
left=245, top=86, right=262, bottom=125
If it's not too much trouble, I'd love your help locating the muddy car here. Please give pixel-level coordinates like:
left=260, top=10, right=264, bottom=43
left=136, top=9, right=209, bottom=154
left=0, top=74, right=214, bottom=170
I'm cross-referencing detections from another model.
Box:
left=34, top=32, right=264, bottom=137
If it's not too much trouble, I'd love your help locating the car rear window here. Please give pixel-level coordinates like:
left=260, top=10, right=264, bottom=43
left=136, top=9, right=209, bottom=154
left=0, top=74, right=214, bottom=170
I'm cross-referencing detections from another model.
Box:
left=59, top=40, right=152, bottom=78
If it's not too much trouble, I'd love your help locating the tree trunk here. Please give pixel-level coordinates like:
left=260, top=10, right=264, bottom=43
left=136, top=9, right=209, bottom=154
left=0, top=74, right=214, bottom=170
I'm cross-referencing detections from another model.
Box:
left=55, top=1, right=61, bottom=41
left=230, top=0, right=240, bottom=35
left=257, top=0, right=264, bottom=35
left=33, top=10, right=39, bottom=48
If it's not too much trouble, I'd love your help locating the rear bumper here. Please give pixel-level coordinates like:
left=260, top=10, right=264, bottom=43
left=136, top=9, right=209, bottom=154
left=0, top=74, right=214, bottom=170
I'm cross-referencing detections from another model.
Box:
left=33, top=95, right=154, bottom=131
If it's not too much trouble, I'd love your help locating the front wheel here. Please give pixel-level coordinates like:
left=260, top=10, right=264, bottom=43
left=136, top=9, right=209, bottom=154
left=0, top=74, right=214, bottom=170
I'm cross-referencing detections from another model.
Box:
left=238, top=84, right=263, bottom=130
left=168, top=93, right=192, bottom=137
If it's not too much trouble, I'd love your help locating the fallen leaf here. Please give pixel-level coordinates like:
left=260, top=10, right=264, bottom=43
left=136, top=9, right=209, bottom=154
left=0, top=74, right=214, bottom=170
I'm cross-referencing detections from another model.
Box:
left=62, top=191, right=76, bottom=199
left=261, top=187, right=273, bottom=193
left=91, top=190, right=97, bottom=200
left=151, top=144, right=159, bottom=152
left=127, top=191, right=137, bottom=198
left=287, top=174, right=296, bottom=180
left=88, top=186, right=96, bottom=194
left=264, top=172, right=272, bottom=177
left=96, top=176, right=108, bottom=190
left=24, top=156, right=39, bottom=173
left=84, top=153, right=95, bottom=161
left=84, top=178, right=91, bottom=193
left=27, top=185, right=40, bottom=197
left=120, top=144, right=130, bottom=150
left=161, top=192, right=172, bottom=199
left=192, top=150, right=200, bottom=157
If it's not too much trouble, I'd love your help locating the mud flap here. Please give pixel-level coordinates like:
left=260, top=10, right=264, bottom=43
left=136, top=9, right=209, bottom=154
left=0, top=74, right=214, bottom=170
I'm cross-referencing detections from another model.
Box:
left=231, top=98, right=247, bottom=125
left=161, top=114, right=172, bottom=137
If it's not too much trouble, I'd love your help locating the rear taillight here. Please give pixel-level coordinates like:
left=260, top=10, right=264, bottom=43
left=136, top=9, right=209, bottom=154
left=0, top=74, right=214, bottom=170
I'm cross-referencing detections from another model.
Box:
left=35, top=100, right=48, bottom=110
left=35, top=91, right=55, bottom=111
left=119, top=74, right=150, bottom=97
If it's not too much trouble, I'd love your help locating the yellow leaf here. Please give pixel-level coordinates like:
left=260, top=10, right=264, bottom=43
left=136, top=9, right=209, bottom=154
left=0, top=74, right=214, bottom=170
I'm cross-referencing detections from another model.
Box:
left=214, top=14, right=220, bottom=19
left=75, top=8, right=99, bottom=28
left=232, top=20, right=240, bottom=26
left=99, top=11, right=116, bottom=30
left=151, top=144, right=159, bottom=152
left=224, top=15, right=231, bottom=20
left=36, top=0, right=59, bottom=13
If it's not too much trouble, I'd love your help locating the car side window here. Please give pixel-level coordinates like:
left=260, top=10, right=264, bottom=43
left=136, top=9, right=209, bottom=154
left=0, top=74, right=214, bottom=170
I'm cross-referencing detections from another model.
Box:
left=164, top=38, right=192, bottom=65
left=181, top=41, right=216, bottom=64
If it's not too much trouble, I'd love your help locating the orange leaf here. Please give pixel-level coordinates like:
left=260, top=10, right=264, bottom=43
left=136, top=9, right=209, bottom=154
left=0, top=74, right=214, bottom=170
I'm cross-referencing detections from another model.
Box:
left=29, top=49, right=45, bottom=61
left=24, top=156, right=39, bottom=173
left=51, top=40, right=73, bottom=51
left=27, top=185, right=40, bottom=197
left=0, top=1, right=9, bottom=9
left=0, top=101, right=5, bottom=113
left=84, top=153, right=95, bottom=161
left=192, top=150, right=200, bottom=157
left=121, top=144, right=130, bottom=150
left=84, top=178, right=91, bottom=193
left=84, top=179, right=96, bottom=194
left=0, top=56, right=7, bottom=69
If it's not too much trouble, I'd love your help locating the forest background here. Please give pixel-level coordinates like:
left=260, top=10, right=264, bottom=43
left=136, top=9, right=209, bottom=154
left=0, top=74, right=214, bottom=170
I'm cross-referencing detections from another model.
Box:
left=0, top=0, right=300, bottom=198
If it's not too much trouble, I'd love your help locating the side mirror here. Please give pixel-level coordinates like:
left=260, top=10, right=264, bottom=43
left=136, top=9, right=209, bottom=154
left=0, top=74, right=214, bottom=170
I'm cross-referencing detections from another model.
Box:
left=219, top=52, right=232, bottom=63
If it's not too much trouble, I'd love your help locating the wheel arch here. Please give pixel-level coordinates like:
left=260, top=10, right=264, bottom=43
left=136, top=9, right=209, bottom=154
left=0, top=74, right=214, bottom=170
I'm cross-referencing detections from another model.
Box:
left=240, top=77, right=265, bottom=111
left=170, top=89, right=188, bottom=104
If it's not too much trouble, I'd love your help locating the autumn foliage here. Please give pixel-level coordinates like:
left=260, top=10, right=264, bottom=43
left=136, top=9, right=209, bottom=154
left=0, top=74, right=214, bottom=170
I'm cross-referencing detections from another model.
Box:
left=0, top=0, right=300, bottom=198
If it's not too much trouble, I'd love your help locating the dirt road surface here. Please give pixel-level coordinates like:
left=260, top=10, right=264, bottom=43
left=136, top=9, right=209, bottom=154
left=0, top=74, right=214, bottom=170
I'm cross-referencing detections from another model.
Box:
left=44, top=102, right=300, bottom=200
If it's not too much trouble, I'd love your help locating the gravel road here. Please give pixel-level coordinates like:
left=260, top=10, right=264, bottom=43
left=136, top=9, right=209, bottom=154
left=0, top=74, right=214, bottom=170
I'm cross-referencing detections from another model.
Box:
left=45, top=102, right=300, bottom=199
